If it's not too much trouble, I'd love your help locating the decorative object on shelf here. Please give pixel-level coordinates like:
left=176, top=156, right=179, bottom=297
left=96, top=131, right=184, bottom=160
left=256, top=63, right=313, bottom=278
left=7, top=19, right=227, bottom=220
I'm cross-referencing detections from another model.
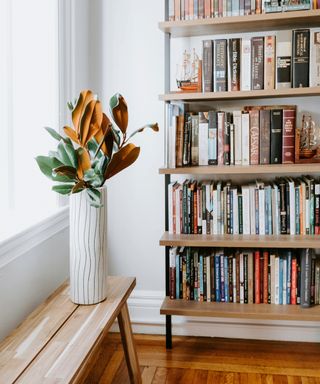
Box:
left=295, top=114, right=320, bottom=163
left=36, top=89, right=158, bottom=304
left=176, top=48, right=202, bottom=92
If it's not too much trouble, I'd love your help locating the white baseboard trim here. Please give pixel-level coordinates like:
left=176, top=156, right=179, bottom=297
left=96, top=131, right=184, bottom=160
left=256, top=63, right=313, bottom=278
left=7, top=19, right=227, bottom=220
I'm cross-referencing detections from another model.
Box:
left=0, top=207, right=69, bottom=268
left=111, top=289, right=320, bottom=343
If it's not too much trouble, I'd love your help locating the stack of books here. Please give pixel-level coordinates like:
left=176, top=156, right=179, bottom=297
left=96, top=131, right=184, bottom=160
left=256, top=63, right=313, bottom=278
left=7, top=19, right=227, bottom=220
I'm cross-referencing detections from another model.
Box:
left=169, top=247, right=320, bottom=308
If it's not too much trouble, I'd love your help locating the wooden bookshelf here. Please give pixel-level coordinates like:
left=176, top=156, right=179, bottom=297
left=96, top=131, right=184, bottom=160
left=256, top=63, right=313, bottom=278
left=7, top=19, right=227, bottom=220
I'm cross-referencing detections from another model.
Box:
left=159, top=9, right=320, bottom=38
left=160, top=232, right=320, bottom=248
left=160, top=297, right=320, bottom=321
left=159, top=163, right=320, bottom=175
left=160, top=86, right=320, bottom=102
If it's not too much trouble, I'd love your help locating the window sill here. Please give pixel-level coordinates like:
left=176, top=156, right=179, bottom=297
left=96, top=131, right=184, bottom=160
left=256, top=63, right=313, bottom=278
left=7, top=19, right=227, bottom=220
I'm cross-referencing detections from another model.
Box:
left=0, top=206, right=69, bottom=268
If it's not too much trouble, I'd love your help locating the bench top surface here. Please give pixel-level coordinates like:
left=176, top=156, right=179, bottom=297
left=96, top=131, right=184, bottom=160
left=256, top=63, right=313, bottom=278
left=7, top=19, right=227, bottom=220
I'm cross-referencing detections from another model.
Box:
left=0, top=276, right=136, bottom=384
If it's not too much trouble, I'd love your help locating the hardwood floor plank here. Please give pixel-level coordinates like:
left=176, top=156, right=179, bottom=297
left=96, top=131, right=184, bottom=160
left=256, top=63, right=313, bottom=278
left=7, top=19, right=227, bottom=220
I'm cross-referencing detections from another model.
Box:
left=273, top=375, right=288, bottom=384
left=141, top=366, right=156, bottom=384
left=287, top=377, right=302, bottom=384
left=181, top=368, right=196, bottom=382
left=99, top=350, right=124, bottom=384
left=261, top=374, right=274, bottom=384
left=165, top=367, right=185, bottom=383
left=207, top=370, right=224, bottom=383
left=248, top=373, right=262, bottom=384
left=152, top=367, right=167, bottom=384
left=193, top=369, right=208, bottom=383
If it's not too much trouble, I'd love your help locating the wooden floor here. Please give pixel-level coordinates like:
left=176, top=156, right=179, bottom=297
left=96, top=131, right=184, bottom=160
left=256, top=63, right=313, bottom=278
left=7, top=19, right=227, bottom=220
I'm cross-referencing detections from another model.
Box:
left=82, top=334, right=320, bottom=384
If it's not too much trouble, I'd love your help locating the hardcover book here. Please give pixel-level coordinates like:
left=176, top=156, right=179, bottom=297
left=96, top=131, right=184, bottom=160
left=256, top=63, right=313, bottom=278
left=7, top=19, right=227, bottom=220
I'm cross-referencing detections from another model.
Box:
left=259, top=109, right=271, bottom=164
left=276, top=30, right=292, bottom=89
left=241, top=39, right=251, bottom=91
left=310, top=28, right=320, bottom=87
left=214, top=39, right=228, bottom=92
left=282, top=107, right=296, bottom=164
left=264, top=35, right=276, bottom=90
left=249, top=109, right=260, bottom=165
left=229, top=38, right=241, bottom=91
left=251, top=36, right=264, bottom=90
left=202, top=40, right=213, bottom=92
left=270, top=109, right=283, bottom=164
left=292, top=29, right=310, bottom=88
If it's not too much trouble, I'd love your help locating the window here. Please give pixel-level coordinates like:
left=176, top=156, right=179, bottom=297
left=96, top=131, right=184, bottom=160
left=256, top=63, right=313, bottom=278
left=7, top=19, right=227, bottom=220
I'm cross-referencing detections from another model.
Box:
left=0, top=0, right=60, bottom=237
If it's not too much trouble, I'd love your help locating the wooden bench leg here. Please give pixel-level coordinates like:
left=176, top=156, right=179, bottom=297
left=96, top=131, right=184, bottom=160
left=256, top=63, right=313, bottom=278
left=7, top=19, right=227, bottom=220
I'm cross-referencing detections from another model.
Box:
left=117, top=302, right=142, bottom=384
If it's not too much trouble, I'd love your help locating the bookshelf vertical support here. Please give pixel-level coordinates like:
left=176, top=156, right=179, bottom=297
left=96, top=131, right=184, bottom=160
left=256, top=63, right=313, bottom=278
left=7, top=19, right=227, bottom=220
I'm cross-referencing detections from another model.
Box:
left=165, top=173, right=172, bottom=349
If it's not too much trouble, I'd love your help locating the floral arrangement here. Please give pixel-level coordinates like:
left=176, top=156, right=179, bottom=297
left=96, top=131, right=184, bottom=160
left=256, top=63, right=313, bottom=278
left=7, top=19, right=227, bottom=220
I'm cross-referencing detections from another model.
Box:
left=36, top=90, right=158, bottom=207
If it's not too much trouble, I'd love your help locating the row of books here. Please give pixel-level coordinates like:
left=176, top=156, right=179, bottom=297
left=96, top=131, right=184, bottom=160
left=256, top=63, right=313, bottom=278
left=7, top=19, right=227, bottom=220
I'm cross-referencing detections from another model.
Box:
left=169, top=247, right=320, bottom=307
left=201, top=29, right=320, bottom=94
left=168, top=176, right=320, bottom=235
left=168, top=105, right=296, bottom=168
left=168, top=0, right=317, bottom=21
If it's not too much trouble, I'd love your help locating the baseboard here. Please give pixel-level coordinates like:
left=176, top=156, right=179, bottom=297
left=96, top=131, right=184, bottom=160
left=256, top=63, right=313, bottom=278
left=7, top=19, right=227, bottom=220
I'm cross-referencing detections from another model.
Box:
left=111, top=289, right=320, bottom=342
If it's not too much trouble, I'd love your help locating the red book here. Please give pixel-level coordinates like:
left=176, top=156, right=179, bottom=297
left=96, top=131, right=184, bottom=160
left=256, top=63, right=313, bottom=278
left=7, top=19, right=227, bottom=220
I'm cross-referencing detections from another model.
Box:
left=263, top=251, right=269, bottom=304
left=282, top=108, right=296, bottom=164
left=249, top=109, right=260, bottom=165
left=291, top=257, right=297, bottom=305
left=205, top=0, right=211, bottom=17
left=255, top=250, right=261, bottom=303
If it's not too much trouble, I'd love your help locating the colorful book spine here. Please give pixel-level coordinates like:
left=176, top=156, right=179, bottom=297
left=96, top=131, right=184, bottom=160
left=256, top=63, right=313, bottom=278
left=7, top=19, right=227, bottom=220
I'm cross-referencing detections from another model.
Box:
left=251, top=36, right=264, bottom=90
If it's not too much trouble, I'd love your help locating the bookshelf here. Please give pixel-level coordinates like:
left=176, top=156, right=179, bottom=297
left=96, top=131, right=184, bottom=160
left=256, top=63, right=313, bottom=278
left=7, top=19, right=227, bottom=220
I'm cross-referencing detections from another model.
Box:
left=160, top=4, right=320, bottom=349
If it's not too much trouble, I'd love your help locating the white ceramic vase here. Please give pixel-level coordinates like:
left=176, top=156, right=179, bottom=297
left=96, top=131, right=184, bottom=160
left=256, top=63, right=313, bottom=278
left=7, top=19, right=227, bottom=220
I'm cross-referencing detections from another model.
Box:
left=69, top=187, right=107, bottom=304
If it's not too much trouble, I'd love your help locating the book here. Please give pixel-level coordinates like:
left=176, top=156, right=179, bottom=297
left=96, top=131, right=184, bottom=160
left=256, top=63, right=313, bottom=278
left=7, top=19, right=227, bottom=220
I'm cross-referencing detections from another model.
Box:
left=202, top=40, right=213, bottom=92
left=233, top=110, right=242, bottom=165
left=264, top=35, right=276, bottom=90
left=251, top=36, right=264, bottom=90
left=208, top=111, right=218, bottom=165
left=276, top=30, right=292, bottom=89
left=259, top=109, right=271, bottom=164
left=300, top=248, right=313, bottom=307
left=270, top=109, right=283, bottom=164
left=241, top=112, right=250, bottom=165
left=229, top=38, right=241, bottom=91
left=249, top=109, right=259, bottom=165
left=191, top=114, right=199, bottom=166
left=310, top=28, right=320, bottom=87
left=224, top=112, right=231, bottom=165
left=214, top=39, right=228, bottom=92
left=199, top=112, right=209, bottom=165
left=282, top=107, right=296, bottom=164
left=292, top=29, right=310, bottom=88
left=241, top=38, right=251, bottom=91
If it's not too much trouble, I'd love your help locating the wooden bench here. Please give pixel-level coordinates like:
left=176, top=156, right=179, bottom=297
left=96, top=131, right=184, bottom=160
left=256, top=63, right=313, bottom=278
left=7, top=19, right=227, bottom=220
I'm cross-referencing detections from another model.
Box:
left=0, top=276, right=141, bottom=383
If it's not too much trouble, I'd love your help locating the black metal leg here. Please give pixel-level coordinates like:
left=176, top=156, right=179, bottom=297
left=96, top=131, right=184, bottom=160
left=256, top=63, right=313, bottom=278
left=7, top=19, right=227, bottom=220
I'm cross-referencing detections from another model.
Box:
left=166, top=315, right=172, bottom=349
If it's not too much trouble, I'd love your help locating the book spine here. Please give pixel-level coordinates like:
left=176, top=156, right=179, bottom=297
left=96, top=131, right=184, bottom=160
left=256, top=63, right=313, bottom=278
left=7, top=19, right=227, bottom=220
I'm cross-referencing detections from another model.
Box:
left=229, top=38, right=241, bottom=91
left=264, top=35, right=275, bottom=90
left=223, top=112, right=231, bottom=165
left=259, top=109, right=271, bottom=164
left=249, top=109, right=260, bottom=165
left=199, top=112, right=209, bottom=165
left=199, top=0, right=205, bottom=17
left=255, top=250, right=260, bottom=303
left=174, top=0, right=181, bottom=20
left=310, top=28, right=320, bottom=87
left=241, top=39, right=251, bottom=91
left=282, top=108, right=296, bottom=164
left=239, top=0, right=245, bottom=14
left=238, top=194, right=243, bottom=234
left=194, top=0, right=199, bottom=18
left=292, top=29, right=310, bottom=88
left=241, top=112, right=250, bottom=165
left=233, top=111, right=242, bottom=165
left=205, top=0, right=211, bottom=17
left=291, top=256, right=297, bottom=305
left=279, top=180, right=287, bottom=235
left=220, top=254, right=225, bottom=302
left=217, top=111, right=225, bottom=165
left=315, top=183, right=320, bottom=234
left=276, top=30, right=292, bottom=89
left=214, top=39, right=228, bottom=92
left=251, top=36, right=264, bottom=90
left=169, top=248, right=176, bottom=299
left=239, top=252, right=244, bottom=304
left=270, top=109, right=283, bottom=164
left=208, top=111, right=217, bottom=165
left=263, top=251, right=269, bottom=304
left=244, top=253, right=248, bottom=303
left=286, top=251, right=292, bottom=304
left=232, top=0, right=240, bottom=15
left=202, top=40, right=213, bottom=93
left=215, top=254, right=221, bottom=302
left=300, top=249, right=312, bottom=307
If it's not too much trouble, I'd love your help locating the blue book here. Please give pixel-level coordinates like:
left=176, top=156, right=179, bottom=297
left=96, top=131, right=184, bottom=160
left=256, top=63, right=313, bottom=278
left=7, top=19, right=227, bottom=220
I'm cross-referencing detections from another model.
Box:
left=215, top=254, right=221, bottom=302
left=224, top=256, right=229, bottom=302
left=199, top=254, right=204, bottom=301
left=286, top=251, right=292, bottom=304
left=279, top=257, right=283, bottom=305
left=175, top=254, right=180, bottom=300
left=265, top=186, right=272, bottom=235
left=220, top=254, right=225, bottom=302
left=194, top=0, right=198, bottom=18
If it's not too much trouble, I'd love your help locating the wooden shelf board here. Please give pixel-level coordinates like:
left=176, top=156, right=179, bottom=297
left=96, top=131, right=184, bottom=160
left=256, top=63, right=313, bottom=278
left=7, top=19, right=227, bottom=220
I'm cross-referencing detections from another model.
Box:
left=159, top=232, right=320, bottom=248
left=160, top=87, right=320, bottom=102
left=159, top=163, right=320, bottom=175
left=159, top=10, right=320, bottom=37
left=160, top=297, right=320, bottom=321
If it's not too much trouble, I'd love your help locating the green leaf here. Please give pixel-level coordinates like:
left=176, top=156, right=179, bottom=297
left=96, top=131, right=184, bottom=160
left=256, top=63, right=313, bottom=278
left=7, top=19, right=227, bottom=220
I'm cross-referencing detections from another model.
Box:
left=53, top=165, right=77, bottom=179
left=56, top=140, right=77, bottom=168
left=52, top=184, right=74, bottom=195
left=87, top=137, right=103, bottom=159
left=35, top=155, right=70, bottom=182
left=112, top=127, right=121, bottom=147
left=45, top=127, right=64, bottom=141
left=86, top=188, right=102, bottom=208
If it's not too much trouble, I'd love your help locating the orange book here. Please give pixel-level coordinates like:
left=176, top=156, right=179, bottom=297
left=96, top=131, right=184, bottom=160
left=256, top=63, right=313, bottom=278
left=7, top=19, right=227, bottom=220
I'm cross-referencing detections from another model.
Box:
left=205, top=0, right=211, bottom=17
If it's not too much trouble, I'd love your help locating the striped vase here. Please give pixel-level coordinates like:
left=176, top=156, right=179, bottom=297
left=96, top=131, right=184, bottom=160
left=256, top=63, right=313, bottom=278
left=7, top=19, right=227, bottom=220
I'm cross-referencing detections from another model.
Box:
left=69, top=187, right=107, bottom=304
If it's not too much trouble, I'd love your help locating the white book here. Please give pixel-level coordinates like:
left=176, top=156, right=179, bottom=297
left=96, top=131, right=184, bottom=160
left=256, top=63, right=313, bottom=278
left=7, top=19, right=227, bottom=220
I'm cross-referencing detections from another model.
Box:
left=217, top=181, right=222, bottom=234
left=168, top=0, right=175, bottom=21
left=249, top=183, right=256, bottom=235
left=199, top=112, right=209, bottom=165
left=241, top=39, right=251, bottom=91
left=232, top=256, right=237, bottom=303
left=282, top=258, right=287, bottom=305
left=271, top=184, right=278, bottom=235
left=233, top=110, right=242, bottom=165
left=206, top=256, right=211, bottom=302
left=167, top=104, right=180, bottom=168
left=168, top=182, right=174, bottom=233
left=310, top=28, right=320, bottom=87
left=258, top=186, right=265, bottom=235
left=232, top=188, right=239, bottom=235
left=242, top=185, right=251, bottom=235
left=240, top=252, right=244, bottom=304
left=287, top=177, right=296, bottom=235
left=230, top=123, right=235, bottom=165
left=213, top=189, right=218, bottom=235
left=275, top=255, right=280, bottom=305
left=270, top=253, right=276, bottom=304
left=241, top=112, right=250, bottom=165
